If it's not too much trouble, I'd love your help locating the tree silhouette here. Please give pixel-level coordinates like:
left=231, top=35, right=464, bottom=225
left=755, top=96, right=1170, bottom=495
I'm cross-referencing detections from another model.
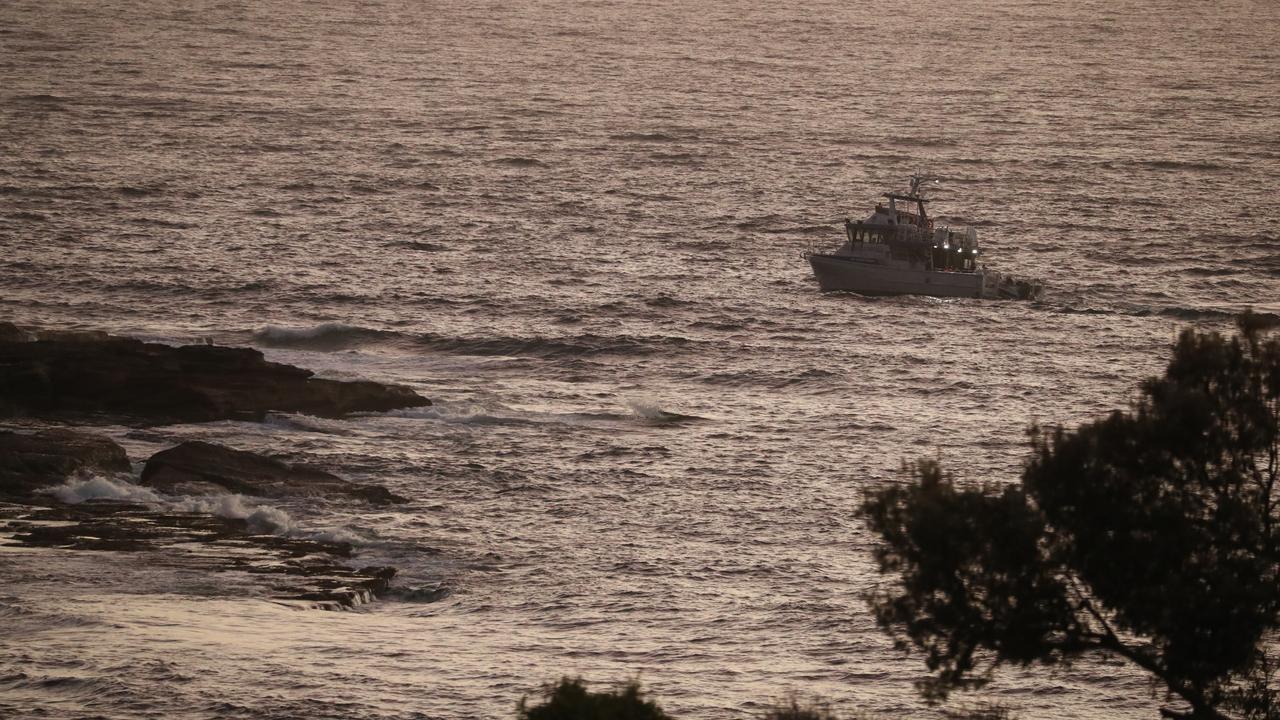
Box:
left=863, top=314, right=1280, bottom=720
left=518, top=678, right=672, bottom=720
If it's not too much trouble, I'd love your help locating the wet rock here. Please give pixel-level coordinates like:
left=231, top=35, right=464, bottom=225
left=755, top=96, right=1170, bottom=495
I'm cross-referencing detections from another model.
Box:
left=0, top=329, right=430, bottom=425
left=0, top=322, right=32, bottom=343
left=2, top=501, right=396, bottom=609
left=0, top=429, right=132, bottom=500
left=141, top=440, right=408, bottom=504
left=264, top=565, right=397, bottom=610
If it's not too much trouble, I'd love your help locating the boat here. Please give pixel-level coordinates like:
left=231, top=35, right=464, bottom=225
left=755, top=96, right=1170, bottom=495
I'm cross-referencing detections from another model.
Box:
left=802, top=176, right=1042, bottom=300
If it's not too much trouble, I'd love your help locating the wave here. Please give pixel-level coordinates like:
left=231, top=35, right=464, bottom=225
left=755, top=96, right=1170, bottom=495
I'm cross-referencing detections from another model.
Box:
left=644, top=294, right=694, bottom=309
left=128, top=217, right=196, bottom=229
left=252, top=322, right=694, bottom=359
left=0, top=598, right=104, bottom=630
left=624, top=400, right=706, bottom=424
left=386, top=239, right=447, bottom=252
left=609, top=132, right=679, bottom=142
left=383, top=405, right=541, bottom=427
left=1055, top=304, right=1280, bottom=325
left=252, top=322, right=399, bottom=350
left=4, top=211, right=47, bottom=222
left=699, top=368, right=837, bottom=389
left=648, top=152, right=697, bottom=162
left=387, top=583, right=452, bottom=603
left=117, top=185, right=163, bottom=197
left=1152, top=306, right=1280, bottom=324
left=388, top=399, right=705, bottom=428
left=13, top=93, right=69, bottom=103
left=1137, top=159, right=1227, bottom=172
left=43, top=475, right=295, bottom=534
left=489, top=156, right=544, bottom=167
left=1183, top=266, right=1237, bottom=277
left=47, top=475, right=164, bottom=505
left=168, top=494, right=295, bottom=534
left=420, top=332, right=692, bottom=358
left=892, top=135, right=958, bottom=148
left=42, top=475, right=384, bottom=544
left=689, top=319, right=746, bottom=332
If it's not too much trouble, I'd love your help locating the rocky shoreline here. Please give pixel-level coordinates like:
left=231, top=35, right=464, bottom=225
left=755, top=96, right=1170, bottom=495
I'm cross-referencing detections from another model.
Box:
left=0, top=323, right=431, bottom=610
left=0, top=321, right=430, bottom=425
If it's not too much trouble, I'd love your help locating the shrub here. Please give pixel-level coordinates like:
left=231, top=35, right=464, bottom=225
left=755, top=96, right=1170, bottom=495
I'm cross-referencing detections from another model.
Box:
left=518, top=677, right=672, bottom=720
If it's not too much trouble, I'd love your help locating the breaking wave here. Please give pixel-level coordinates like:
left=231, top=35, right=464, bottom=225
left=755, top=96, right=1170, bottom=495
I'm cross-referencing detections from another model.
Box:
left=624, top=400, right=706, bottom=424
left=387, top=583, right=453, bottom=603
left=47, top=475, right=163, bottom=505
left=413, top=331, right=691, bottom=358
left=168, top=494, right=295, bottom=534
left=41, top=476, right=372, bottom=542
left=45, top=475, right=295, bottom=534
left=251, top=322, right=693, bottom=358
left=252, top=322, right=399, bottom=350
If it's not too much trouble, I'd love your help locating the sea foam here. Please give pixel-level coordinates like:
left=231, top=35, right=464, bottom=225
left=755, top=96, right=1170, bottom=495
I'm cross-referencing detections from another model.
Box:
left=48, top=475, right=165, bottom=505
left=42, top=475, right=380, bottom=544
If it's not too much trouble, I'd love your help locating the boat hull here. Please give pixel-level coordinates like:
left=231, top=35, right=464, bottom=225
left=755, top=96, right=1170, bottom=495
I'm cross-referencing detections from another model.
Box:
left=807, top=254, right=985, bottom=298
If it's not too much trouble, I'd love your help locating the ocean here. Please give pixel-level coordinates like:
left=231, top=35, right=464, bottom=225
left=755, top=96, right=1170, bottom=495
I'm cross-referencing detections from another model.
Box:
left=2, top=0, right=1278, bottom=717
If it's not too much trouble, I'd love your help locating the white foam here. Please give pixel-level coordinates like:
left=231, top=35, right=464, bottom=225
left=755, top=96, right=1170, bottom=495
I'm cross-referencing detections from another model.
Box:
left=46, top=475, right=165, bottom=505
left=42, top=476, right=380, bottom=545
left=252, top=322, right=375, bottom=345
left=625, top=399, right=667, bottom=419
left=304, top=526, right=371, bottom=546
left=385, top=402, right=516, bottom=426
left=167, top=494, right=296, bottom=534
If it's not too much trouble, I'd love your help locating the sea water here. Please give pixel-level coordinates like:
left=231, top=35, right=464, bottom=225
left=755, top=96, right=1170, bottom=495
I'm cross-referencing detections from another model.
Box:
left=2, top=0, right=1278, bottom=717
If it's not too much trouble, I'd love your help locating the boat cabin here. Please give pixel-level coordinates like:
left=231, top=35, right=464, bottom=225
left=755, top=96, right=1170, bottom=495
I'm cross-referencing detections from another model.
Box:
left=837, top=178, right=981, bottom=273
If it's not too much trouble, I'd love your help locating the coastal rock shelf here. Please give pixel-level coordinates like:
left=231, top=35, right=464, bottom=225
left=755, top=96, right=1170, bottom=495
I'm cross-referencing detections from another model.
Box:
left=142, top=440, right=409, bottom=505
left=0, top=322, right=431, bottom=425
left=0, top=322, right=432, bottom=611
left=2, top=499, right=395, bottom=610
left=0, top=428, right=132, bottom=501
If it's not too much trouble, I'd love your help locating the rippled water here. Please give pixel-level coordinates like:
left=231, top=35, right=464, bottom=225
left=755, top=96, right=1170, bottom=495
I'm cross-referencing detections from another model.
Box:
left=2, top=0, right=1279, bottom=718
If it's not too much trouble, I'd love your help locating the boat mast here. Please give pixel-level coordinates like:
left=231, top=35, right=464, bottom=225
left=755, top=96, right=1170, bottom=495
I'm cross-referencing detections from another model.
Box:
left=909, top=174, right=930, bottom=227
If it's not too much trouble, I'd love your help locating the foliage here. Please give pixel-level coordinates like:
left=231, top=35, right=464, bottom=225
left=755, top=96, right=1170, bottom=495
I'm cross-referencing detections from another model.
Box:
left=863, top=313, right=1280, bottom=720
left=761, top=694, right=841, bottom=720
left=517, top=679, right=1018, bottom=720
left=518, top=677, right=672, bottom=720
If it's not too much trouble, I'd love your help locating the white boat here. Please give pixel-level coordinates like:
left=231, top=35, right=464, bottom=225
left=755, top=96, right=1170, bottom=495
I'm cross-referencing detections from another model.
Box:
left=803, top=177, right=1042, bottom=300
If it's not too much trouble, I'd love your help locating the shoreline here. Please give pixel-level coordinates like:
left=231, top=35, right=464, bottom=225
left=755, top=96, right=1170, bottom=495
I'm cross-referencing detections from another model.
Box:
left=1, top=322, right=432, bottom=610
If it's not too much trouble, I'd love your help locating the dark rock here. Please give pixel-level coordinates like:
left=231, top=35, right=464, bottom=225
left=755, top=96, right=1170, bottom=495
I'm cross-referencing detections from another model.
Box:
left=3, top=501, right=398, bottom=609
left=141, top=440, right=408, bottom=504
left=273, top=565, right=397, bottom=610
left=0, top=330, right=430, bottom=425
left=0, top=322, right=32, bottom=343
left=0, top=429, right=132, bottom=499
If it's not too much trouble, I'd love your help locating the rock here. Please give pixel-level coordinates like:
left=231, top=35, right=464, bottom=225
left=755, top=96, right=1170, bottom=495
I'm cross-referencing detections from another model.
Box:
left=0, top=330, right=430, bottom=425
left=0, top=322, right=32, bottom=343
left=141, top=440, right=408, bottom=504
left=0, top=429, right=132, bottom=499
left=4, top=502, right=398, bottom=609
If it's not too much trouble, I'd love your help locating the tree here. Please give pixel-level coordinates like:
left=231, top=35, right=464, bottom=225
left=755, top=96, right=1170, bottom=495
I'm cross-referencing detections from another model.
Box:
left=862, top=313, right=1280, bottom=720
left=518, top=678, right=672, bottom=720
